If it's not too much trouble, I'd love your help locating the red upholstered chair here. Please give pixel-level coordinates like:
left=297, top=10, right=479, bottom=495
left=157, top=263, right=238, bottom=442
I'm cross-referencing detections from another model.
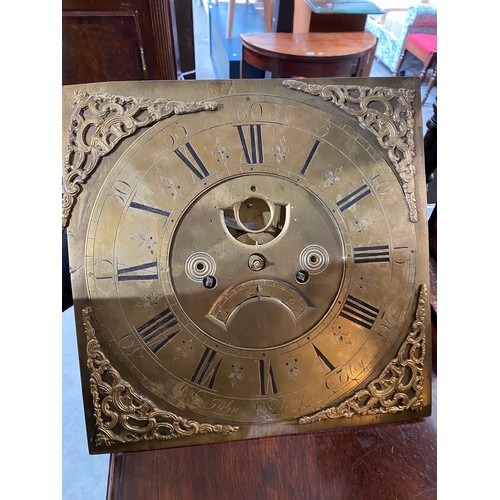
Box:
left=394, top=33, right=437, bottom=104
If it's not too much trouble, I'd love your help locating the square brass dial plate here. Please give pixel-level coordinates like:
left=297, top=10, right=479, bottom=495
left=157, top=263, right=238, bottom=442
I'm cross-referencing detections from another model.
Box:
left=62, top=77, right=432, bottom=454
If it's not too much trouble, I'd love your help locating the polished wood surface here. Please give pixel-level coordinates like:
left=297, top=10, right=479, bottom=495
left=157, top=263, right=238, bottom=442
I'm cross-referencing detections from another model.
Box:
left=170, top=0, right=196, bottom=79
left=62, top=0, right=178, bottom=85
left=241, top=32, right=377, bottom=58
left=107, top=374, right=436, bottom=499
left=240, top=32, right=377, bottom=77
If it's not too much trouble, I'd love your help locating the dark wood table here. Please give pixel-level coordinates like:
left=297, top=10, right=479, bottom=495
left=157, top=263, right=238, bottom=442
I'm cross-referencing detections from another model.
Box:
left=240, top=32, right=377, bottom=78
left=107, top=370, right=436, bottom=499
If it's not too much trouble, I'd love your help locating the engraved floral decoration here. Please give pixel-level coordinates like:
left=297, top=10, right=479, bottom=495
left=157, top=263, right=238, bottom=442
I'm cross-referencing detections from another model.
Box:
left=299, top=284, right=427, bottom=424
left=82, top=307, right=238, bottom=446
left=273, top=136, right=289, bottom=165
left=173, top=338, right=193, bottom=361
left=130, top=232, right=158, bottom=255
left=333, top=326, right=352, bottom=345
left=157, top=171, right=180, bottom=198
left=62, top=92, right=217, bottom=230
left=353, top=216, right=376, bottom=233
left=213, top=138, right=230, bottom=167
left=226, top=361, right=245, bottom=388
left=284, top=357, right=300, bottom=381
left=134, top=292, right=161, bottom=311
left=283, top=79, right=419, bottom=222
left=323, top=166, right=342, bottom=188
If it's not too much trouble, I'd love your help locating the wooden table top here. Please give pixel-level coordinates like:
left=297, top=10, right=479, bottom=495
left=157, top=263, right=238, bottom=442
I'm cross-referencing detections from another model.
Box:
left=240, top=32, right=378, bottom=59
left=108, top=374, right=437, bottom=499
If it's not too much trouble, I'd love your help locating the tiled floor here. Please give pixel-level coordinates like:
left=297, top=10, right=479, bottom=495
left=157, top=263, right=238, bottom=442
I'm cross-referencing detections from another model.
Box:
left=62, top=307, right=109, bottom=499
left=62, top=2, right=437, bottom=498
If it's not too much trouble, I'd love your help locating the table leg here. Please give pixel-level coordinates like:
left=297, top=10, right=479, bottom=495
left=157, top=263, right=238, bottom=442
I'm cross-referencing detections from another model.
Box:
left=264, top=0, right=273, bottom=32
left=360, top=45, right=375, bottom=77
left=422, top=66, right=437, bottom=104
left=293, top=0, right=311, bottom=33
left=241, top=47, right=249, bottom=78
left=226, top=0, right=235, bottom=38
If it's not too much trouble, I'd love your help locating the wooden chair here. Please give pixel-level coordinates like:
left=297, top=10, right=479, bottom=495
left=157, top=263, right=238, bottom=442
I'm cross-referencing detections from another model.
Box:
left=365, top=3, right=437, bottom=74
left=422, top=61, right=436, bottom=104
left=240, top=32, right=377, bottom=78
left=215, top=0, right=273, bottom=39
left=393, top=33, right=437, bottom=104
left=394, top=33, right=437, bottom=81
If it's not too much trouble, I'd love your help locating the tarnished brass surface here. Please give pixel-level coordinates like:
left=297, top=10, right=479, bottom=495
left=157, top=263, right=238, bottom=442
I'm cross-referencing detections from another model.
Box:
left=63, top=78, right=431, bottom=454
left=83, top=307, right=239, bottom=446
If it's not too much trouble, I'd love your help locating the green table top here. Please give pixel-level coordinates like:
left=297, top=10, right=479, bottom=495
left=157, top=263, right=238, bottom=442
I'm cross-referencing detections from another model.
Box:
left=303, top=0, right=384, bottom=15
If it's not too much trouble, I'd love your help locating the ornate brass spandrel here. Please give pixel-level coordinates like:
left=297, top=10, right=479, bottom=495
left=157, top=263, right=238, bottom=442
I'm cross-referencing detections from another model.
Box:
left=282, top=79, right=419, bottom=223
left=298, top=284, right=427, bottom=424
left=62, top=92, right=217, bottom=230
left=82, top=307, right=239, bottom=446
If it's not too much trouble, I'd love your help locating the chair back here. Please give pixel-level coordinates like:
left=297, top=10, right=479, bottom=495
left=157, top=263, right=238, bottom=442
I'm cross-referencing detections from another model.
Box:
left=405, top=4, right=437, bottom=37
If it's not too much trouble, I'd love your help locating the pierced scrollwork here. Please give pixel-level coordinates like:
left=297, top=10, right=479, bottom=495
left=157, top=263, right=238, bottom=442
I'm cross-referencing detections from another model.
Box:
left=299, top=284, right=427, bottom=425
left=82, top=307, right=238, bottom=446
left=62, top=92, right=217, bottom=230
left=283, top=79, right=419, bottom=222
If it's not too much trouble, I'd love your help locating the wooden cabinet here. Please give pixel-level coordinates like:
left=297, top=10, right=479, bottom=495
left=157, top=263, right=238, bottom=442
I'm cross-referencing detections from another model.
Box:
left=62, top=0, right=178, bottom=84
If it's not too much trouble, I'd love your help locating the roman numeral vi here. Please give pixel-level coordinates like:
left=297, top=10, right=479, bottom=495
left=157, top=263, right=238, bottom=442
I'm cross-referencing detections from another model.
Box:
left=258, top=359, right=279, bottom=395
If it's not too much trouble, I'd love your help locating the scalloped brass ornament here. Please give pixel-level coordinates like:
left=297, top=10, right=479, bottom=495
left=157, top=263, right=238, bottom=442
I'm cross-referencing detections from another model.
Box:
left=299, top=284, right=427, bottom=424
left=283, top=79, right=419, bottom=222
left=62, top=92, right=217, bottom=230
left=83, top=307, right=238, bottom=446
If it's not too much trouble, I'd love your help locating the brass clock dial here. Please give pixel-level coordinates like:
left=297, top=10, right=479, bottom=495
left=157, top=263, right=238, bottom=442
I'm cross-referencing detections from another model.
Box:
left=63, top=78, right=431, bottom=453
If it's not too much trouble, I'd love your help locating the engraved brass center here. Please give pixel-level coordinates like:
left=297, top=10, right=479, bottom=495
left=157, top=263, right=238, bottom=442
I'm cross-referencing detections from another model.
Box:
left=167, top=174, right=345, bottom=349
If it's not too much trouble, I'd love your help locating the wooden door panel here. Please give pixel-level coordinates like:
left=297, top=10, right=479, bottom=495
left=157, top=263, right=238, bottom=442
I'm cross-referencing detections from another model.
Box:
left=62, top=0, right=177, bottom=84
left=63, top=12, right=146, bottom=85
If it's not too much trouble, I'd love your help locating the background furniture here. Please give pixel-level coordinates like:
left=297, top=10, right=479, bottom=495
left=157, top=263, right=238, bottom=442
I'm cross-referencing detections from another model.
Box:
left=240, top=32, right=377, bottom=78
left=225, top=0, right=273, bottom=38
left=170, top=0, right=197, bottom=79
left=422, top=62, right=436, bottom=104
left=365, top=3, right=437, bottom=73
left=293, top=0, right=383, bottom=33
left=394, top=33, right=437, bottom=79
left=62, top=0, right=180, bottom=84
left=394, top=32, right=437, bottom=103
